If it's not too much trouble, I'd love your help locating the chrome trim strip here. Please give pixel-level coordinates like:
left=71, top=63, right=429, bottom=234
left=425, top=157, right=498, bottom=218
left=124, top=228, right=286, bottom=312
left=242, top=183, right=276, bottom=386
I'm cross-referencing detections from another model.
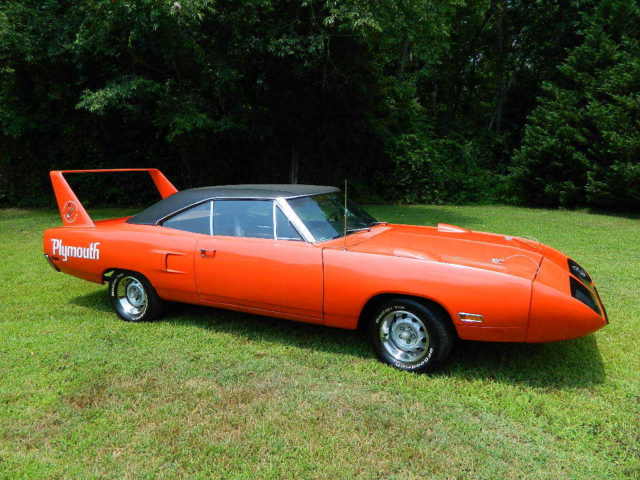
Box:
left=152, top=188, right=343, bottom=228
left=277, top=198, right=315, bottom=243
left=155, top=195, right=330, bottom=226
left=458, top=312, right=484, bottom=323
left=208, top=200, right=213, bottom=235
left=274, top=202, right=305, bottom=241
left=157, top=196, right=312, bottom=242
left=272, top=200, right=277, bottom=240
left=279, top=188, right=339, bottom=200
left=156, top=197, right=275, bottom=225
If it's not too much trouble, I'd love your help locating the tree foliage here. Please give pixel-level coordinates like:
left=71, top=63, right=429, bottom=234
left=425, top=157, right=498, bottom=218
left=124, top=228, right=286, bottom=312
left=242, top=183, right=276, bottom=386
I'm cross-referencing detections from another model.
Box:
left=512, top=1, right=640, bottom=209
left=0, top=0, right=636, bottom=209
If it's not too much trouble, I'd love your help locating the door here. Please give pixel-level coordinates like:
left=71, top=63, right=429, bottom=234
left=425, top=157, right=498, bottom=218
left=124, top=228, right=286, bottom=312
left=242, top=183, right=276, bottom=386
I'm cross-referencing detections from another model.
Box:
left=154, top=200, right=213, bottom=303
left=195, top=199, right=323, bottom=323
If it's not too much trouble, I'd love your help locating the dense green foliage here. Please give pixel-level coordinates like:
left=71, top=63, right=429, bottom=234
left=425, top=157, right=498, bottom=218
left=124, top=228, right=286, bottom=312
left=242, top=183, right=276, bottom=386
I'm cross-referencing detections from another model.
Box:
left=513, top=1, right=640, bottom=209
left=1, top=206, right=639, bottom=478
left=0, top=0, right=638, bottom=208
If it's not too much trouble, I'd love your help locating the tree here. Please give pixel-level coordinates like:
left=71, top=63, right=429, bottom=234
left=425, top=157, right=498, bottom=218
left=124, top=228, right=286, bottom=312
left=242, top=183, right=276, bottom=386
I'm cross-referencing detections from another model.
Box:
left=512, top=0, right=640, bottom=209
left=1, top=0, right=636, bottom=210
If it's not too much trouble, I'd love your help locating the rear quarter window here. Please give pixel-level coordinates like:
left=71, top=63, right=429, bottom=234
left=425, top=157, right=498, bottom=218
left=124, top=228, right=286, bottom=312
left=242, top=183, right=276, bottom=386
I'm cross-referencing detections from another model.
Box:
left=162, top=201, right=211, bottom=235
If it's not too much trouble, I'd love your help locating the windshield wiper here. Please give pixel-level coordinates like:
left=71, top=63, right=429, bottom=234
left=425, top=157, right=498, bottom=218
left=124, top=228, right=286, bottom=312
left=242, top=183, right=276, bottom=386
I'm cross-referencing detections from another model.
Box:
left=346, top=222, right=386, bottom=234
left=346, top=227, right=371, bottom=233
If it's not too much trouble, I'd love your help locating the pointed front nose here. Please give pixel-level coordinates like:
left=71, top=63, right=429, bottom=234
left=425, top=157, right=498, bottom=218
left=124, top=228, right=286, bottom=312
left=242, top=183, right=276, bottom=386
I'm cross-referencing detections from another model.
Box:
left=526, top=259, right=607, bottom=342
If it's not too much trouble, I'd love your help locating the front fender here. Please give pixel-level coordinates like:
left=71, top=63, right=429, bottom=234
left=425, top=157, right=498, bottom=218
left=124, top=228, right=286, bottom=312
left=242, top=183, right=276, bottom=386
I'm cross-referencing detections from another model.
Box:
left=322, top=248, right=531, bottom=341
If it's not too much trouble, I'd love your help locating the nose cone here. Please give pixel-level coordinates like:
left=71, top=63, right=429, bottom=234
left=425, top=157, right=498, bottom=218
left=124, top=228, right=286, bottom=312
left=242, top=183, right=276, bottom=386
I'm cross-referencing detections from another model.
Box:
left=527, top=259, right=607, bottom=343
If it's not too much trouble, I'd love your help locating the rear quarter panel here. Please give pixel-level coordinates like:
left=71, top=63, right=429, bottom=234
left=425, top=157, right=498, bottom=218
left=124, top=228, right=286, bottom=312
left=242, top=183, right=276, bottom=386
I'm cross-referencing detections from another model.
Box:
left=322, top=248, right=532, bottom=342
left=43, top=222, right=199, bottom=303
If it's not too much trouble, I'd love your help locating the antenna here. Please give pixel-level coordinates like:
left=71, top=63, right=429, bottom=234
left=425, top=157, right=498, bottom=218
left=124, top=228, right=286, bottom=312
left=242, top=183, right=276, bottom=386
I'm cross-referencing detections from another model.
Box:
left=343, top=179, right=348, bottom=251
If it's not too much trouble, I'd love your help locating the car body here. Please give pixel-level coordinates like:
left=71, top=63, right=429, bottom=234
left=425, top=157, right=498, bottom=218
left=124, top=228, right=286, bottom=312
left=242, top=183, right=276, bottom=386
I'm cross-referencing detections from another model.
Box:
left=43, top=169, right=608, bottom=372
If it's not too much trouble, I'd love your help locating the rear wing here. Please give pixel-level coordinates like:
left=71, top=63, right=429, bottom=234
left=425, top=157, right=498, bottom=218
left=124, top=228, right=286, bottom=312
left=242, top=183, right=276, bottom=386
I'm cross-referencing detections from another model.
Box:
left=50, top=168, right=178, bottom=227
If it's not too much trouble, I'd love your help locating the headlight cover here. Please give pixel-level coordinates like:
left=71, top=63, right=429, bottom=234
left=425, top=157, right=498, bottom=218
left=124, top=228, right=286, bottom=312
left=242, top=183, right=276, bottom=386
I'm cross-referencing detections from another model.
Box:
left=570, top=277, right=600, bottom=314
left=568, top=258, right=592, bottom=284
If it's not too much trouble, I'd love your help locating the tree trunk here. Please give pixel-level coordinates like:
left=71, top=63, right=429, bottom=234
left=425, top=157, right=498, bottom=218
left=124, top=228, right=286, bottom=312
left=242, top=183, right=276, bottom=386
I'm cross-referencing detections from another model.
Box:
left=399, top=38, right=411, bottom=74
left=490, top=0, right=506, bottom=132
left=289, top=145, right=299, bottom=184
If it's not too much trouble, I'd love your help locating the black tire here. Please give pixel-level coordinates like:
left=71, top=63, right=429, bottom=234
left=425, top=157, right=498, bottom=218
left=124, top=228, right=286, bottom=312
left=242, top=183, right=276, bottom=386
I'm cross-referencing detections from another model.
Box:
left=108, top=271, right=165, bottom=322
left=368, top=298, right=455, bottom=373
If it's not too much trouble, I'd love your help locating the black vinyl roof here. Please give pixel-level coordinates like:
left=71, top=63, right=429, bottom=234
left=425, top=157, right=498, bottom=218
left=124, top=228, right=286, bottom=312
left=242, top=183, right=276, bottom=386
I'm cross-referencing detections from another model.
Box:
left=127, top=184, right=339, bottom=225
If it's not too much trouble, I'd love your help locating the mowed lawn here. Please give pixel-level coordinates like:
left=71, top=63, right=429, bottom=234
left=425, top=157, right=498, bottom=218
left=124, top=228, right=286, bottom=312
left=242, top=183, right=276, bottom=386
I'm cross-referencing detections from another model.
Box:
left=0, top=205, right=638, bottom=480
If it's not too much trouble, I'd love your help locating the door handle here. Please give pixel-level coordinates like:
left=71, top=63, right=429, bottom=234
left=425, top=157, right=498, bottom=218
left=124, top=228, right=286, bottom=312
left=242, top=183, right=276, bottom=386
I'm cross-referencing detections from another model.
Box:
left=200, top=248, right=216, bottom=258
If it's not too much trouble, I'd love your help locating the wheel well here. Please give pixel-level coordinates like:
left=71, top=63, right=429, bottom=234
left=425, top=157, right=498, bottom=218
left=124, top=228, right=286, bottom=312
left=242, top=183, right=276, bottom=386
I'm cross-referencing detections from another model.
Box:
left=102, top=268, right=116, bottom=283
left=102, top=268, right=144, bottom=284
left=357, top=294, right=457, bottom=336
left=102, top=268, right=161, bottom=297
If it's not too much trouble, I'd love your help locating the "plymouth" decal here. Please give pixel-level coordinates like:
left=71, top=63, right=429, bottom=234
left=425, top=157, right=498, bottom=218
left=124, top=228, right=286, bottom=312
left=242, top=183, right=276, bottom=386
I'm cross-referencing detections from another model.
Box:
left=51, top=239, right=101, bottom=261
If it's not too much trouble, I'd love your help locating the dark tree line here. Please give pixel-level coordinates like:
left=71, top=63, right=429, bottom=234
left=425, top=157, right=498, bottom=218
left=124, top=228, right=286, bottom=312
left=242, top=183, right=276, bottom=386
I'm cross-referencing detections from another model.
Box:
left=0, top=0, right=638, bottom=209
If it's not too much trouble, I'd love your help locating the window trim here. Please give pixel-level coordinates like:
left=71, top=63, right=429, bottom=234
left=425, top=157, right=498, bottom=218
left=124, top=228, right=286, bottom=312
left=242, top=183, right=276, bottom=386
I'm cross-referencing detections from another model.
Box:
left=277, top=198, right=315, bottom=242
left=209, top=200, right=213, bottom=235
left=272, top=201, right=277, bottom=239
left=158, top=196, right=315, bottom=243
left=274, top=202, right=304, bottom=241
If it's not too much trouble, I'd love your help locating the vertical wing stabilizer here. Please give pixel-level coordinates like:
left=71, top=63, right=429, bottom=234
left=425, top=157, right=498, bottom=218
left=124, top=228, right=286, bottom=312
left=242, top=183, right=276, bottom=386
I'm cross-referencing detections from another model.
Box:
left=49, top=168, right=178, bottom=227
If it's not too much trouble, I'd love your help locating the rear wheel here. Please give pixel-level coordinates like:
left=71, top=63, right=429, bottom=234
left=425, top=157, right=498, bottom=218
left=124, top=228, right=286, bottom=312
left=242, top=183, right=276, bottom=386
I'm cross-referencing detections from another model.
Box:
left=368, top=298, right=454, bottom=373
left=108, top=271, right=164, bottom=322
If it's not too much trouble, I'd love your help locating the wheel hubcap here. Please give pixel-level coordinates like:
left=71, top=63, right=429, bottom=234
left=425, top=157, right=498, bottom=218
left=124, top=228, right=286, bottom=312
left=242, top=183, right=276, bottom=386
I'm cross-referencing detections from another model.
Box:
left=115, top=276, right=148, bottom=321
left=126, top=281, right=145, bottom=307
left=379, top=310, right=429, bottom=363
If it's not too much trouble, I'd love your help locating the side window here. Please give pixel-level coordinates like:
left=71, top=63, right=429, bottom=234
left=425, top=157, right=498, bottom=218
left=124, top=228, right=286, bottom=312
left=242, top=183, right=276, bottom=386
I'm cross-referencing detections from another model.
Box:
left=162, top=201, right=212, bottom=235
left=213, top=200, right=273, bottom=239
left=275, top=206, right=302, bottom=241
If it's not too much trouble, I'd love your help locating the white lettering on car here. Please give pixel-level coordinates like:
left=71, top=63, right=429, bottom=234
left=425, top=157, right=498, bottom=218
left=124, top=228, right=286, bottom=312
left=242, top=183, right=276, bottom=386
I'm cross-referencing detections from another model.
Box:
left=51, top=239, right=101, bottom=262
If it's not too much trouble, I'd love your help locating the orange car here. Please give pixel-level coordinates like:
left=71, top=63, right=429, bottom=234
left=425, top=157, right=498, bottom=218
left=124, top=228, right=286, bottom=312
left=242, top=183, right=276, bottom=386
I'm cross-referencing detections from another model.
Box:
left=43, top=169, right=608, bottom=372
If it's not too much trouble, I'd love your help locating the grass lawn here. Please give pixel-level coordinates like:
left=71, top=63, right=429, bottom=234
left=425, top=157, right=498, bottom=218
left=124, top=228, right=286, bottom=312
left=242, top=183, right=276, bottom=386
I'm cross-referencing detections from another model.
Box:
left=0, top=205, right=638, bottom=479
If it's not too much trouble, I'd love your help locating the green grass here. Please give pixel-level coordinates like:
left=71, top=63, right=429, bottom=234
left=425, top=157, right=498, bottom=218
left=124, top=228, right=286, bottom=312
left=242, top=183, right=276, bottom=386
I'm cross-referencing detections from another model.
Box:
left=0, top=205, right=638, bottom=479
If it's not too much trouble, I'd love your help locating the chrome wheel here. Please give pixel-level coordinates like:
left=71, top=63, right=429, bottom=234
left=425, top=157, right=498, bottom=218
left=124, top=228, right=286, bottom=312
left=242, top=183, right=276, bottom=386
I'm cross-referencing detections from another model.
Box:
left=379, top=310, right=430, bottom=363
left=114, top=275, right=148, bottom=321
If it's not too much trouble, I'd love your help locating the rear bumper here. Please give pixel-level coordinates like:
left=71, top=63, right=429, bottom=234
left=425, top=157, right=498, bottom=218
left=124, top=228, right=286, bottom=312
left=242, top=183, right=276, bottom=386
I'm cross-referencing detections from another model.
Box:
left=43, top=254, right=60, bottom=272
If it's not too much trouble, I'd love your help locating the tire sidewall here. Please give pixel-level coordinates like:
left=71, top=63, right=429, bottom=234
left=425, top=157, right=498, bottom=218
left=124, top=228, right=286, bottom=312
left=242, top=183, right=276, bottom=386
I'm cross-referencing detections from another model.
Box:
left=370, top=300, right=442, bottom=372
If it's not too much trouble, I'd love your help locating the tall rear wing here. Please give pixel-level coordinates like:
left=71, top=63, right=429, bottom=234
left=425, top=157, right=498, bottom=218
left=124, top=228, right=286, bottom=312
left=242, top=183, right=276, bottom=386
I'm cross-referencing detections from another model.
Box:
left=50, top=168, right=178, bottom=227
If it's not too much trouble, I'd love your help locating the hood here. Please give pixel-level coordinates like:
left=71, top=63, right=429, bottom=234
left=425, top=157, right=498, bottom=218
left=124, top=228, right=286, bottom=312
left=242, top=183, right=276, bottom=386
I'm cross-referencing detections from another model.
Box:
left=343, top=223, right=546, bottom=280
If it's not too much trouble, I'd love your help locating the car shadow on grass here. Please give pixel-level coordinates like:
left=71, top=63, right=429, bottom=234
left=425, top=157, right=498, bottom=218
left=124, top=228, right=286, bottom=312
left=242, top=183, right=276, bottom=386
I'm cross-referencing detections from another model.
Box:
left=71, top=290, right=606, bottom=389
left=437, top=337, right=606, bottom=389
left=167, top=303, right=607, bottom=389
left=168, top=303, right=372, bottom=360
left=70, top=288, right=114, bottom=313
left=173, top=303, right=606, bottom=389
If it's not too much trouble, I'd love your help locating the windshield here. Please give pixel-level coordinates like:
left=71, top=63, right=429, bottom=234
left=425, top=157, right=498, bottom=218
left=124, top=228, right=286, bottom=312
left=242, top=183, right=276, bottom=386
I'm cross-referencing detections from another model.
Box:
left=287, top=193, right=379, bottom=242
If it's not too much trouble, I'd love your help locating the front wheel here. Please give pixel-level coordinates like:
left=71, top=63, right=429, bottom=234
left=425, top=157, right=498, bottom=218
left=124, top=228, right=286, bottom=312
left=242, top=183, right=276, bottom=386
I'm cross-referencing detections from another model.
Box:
left=368, top=298, right=455, bottom=373
left=108, top=271, right=164, bottom=322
